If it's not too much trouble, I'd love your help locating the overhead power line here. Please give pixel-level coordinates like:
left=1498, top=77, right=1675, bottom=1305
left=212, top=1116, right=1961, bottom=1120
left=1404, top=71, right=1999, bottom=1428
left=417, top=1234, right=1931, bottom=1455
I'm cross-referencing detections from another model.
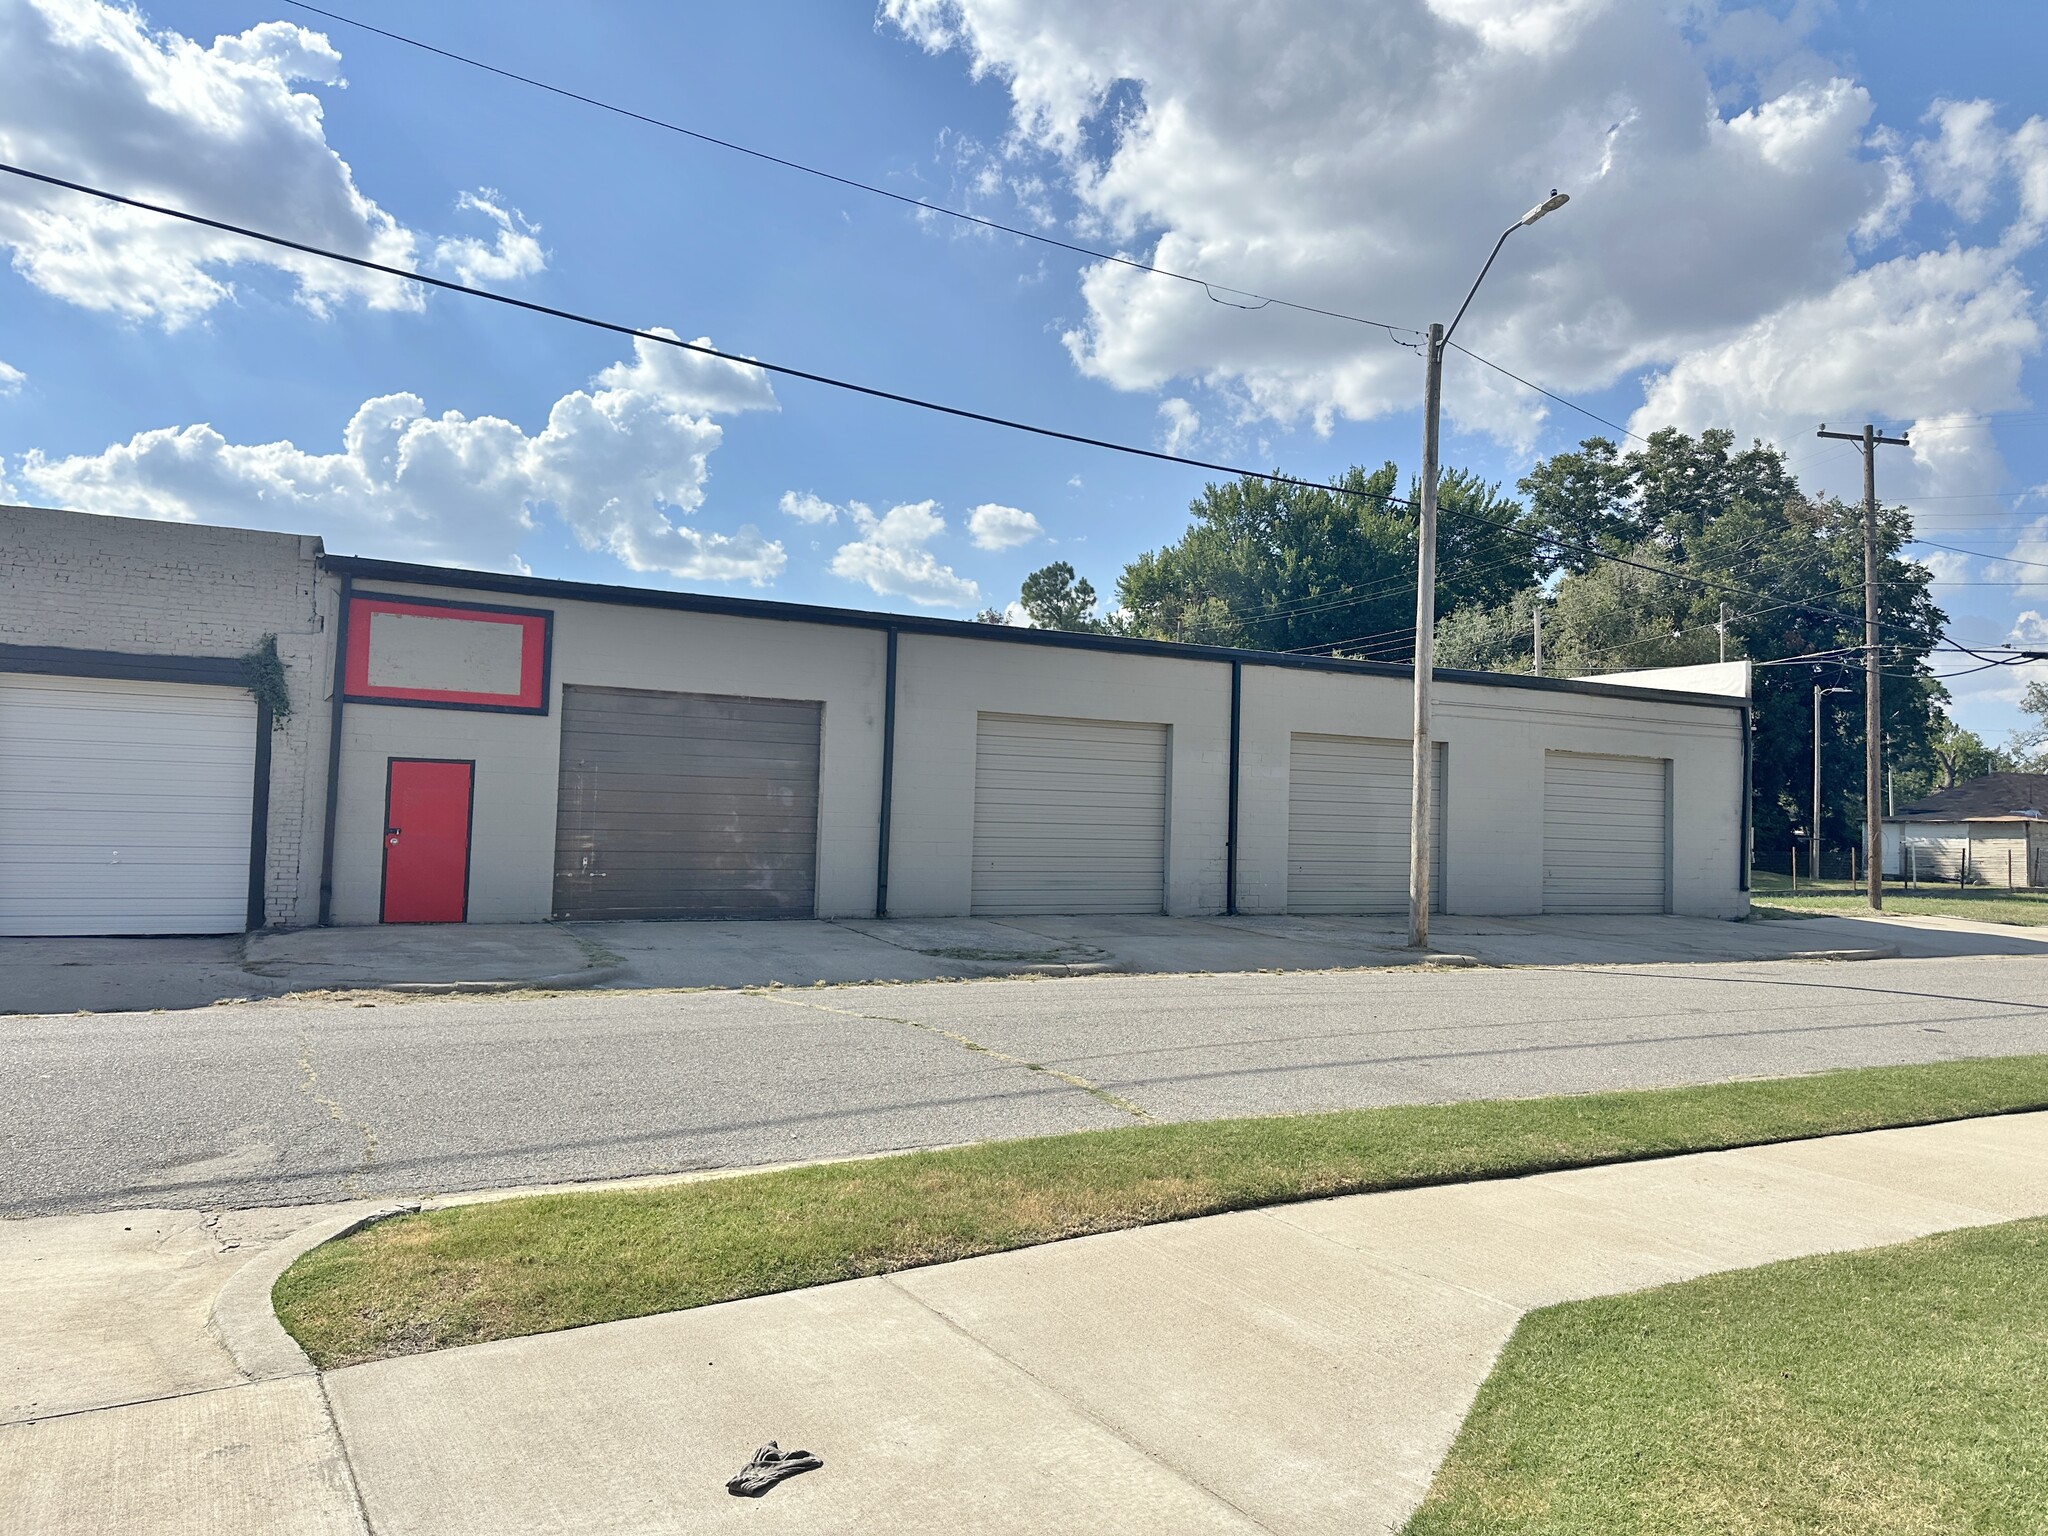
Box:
left=277, top=1, right=1647, bottom=444
left=274, top=0, right=1417, bottom=338
left=0, top=160, right=1423, bottom=512
left=1909, top=537, right=2048, bottom=574
left=0, top=159, right=1967, bottom=667
left=1443, top=341, right=1645, bottom=444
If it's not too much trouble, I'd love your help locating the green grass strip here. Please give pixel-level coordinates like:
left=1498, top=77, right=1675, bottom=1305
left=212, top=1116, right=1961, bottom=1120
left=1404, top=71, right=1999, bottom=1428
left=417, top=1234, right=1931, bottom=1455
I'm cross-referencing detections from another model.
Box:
left=1406, top=1216, right=2048, bottom=1534
left=276, top=1053, right=2048, bottom=1369
left=1748, top=871, right=2048, bottom=927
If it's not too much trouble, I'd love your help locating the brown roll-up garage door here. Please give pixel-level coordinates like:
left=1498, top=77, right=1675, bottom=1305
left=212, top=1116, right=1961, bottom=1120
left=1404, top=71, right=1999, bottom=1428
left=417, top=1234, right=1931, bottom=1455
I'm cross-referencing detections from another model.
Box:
left=552, top=686, right=822, bottom=920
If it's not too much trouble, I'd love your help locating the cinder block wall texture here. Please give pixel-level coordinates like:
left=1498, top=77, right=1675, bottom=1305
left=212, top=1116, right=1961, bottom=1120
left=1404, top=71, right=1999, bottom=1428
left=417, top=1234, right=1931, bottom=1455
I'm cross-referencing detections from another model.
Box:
left=0, top=505, right=330, bottom=926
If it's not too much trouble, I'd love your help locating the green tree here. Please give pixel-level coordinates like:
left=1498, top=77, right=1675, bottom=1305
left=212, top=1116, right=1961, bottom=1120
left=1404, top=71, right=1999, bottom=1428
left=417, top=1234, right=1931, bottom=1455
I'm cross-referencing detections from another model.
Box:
left=1994, top=682, right=2048, bottom=773
left=1018, top=561, right=1104, bottom=632
left=1505, top=430, right=1945, bottom=856
left=1434, top=588, right=1546, bottom=674
left=1890, top=717, right=1998, bottom=807
left=1116, top=464, right=1534, bottom=654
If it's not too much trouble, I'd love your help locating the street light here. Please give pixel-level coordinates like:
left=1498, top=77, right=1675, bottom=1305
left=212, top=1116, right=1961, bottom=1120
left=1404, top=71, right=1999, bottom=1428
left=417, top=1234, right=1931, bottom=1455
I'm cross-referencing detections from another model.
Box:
left=1813, top=684, right=1851, bottom=882
left=1408, top=190, right=1570, bottom=948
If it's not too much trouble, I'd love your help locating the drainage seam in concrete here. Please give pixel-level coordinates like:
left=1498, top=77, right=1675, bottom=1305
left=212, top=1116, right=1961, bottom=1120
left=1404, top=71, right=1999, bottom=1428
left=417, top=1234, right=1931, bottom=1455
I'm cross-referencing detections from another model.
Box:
left=746, top=989, right=1151, bottom=1120
left=881, top=1273, right=1278, bottom=1536
left=316, top=1373, right=379, bottom=1536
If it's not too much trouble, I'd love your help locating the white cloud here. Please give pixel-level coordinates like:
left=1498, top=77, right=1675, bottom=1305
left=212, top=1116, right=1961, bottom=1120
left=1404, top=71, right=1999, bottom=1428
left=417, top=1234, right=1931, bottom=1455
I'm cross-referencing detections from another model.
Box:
left=1915, top=99, right=2007, bottom=222
left=966, top=501, right=1041, bottom=549
left=882, top=2, right=2043, bottom=457
left=592, top=328, right=779, bottom=415
left=1157, top=397, right=1200, bottom=454
left=431, top=190, right=546, bottom=287
left=0, top=360, right=22, bottom=396
left=830, top=499, right=980, bottom=607
left=779, top=489, right=840, bottom=524
left=1629, top=245, right=2040, bottom=475
left=10, top=333, right=785, bottom=583
left=0, top=0, right=422, bottom=326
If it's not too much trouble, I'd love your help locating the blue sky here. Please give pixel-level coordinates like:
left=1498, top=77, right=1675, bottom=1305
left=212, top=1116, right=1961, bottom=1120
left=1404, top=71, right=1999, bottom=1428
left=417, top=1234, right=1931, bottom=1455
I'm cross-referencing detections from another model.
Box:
left=2, top=0, right=2046, bottom=737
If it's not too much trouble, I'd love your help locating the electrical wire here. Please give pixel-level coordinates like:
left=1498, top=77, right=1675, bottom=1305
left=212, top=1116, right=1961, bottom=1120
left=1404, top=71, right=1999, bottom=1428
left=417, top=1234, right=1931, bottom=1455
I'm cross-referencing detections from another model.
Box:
left=0, top=160, right=1427, bottom=515
left=1909, top=537, right=2048, bottom=574
left=3, top=158, right=1988, bottom=671
left=276, top=3, right=1685, bottom=449
left=1443, top=341, right=1646, bottom=444
left=273, top=0, right=1422, bottom=341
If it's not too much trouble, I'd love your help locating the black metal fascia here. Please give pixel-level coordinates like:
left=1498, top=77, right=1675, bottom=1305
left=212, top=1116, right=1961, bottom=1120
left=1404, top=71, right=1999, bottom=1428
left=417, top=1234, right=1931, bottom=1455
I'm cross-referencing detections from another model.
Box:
left=876, top=626, right=898, bottom=919
left=316, top=553, right=1748, bottom=715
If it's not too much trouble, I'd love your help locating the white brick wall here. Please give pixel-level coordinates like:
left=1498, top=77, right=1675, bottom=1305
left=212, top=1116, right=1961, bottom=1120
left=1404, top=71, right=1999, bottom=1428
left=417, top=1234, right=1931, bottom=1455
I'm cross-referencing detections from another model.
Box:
left=0, top=504, right=329, bottom=926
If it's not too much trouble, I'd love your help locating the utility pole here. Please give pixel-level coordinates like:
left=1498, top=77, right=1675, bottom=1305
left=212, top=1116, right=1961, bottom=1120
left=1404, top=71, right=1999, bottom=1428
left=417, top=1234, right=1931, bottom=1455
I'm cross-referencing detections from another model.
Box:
left=1813, top=684, right=1849, bottom=882
left=1408, top=190, right=1569, bottom=949
left=1817, top=421, right=1910, bottom=910
left=1717, top=602, right=1729, bottom=663
left=1408, top=321, right=1444, bottom=948
left=1532, top=604, right=1543, bottom=677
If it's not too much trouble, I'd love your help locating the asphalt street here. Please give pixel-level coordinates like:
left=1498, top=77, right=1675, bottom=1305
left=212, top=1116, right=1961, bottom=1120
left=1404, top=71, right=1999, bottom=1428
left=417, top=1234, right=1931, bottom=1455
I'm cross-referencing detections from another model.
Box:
left=6, top=955, right=2048, bottom=1216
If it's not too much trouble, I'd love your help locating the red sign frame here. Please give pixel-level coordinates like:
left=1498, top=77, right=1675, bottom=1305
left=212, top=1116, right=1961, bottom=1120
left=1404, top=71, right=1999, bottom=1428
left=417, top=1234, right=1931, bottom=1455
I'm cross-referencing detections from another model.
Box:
left=343, top=593, right=552, bottom=713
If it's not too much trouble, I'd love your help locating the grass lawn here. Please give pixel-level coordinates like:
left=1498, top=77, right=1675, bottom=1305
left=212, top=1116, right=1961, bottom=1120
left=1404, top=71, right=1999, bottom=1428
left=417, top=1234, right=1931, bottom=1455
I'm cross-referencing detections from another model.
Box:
left=275, top=1054, right=2048, bottom=1369
left=1749, top=870, right=2048, bottom=926
left=1405, top=1217, right=2048, bottom=1534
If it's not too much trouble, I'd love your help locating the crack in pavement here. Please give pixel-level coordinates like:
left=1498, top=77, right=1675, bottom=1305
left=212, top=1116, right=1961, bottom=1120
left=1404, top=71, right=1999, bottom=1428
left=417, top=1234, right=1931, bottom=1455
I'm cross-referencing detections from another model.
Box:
left=746, top=989, right=1151, bottom=1121
left=296, top=1026, right=379, bottom=1191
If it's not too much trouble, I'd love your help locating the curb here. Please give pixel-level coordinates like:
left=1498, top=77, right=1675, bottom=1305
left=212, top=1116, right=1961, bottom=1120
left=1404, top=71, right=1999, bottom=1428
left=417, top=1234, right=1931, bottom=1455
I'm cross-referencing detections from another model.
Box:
left=208, top=1202, right=421, bottom=1381
left=257, top=961, right=631, bottom=997
left=379, top=962, right=630, bottom=994
left=1785, top=946, right=1901, bottom=962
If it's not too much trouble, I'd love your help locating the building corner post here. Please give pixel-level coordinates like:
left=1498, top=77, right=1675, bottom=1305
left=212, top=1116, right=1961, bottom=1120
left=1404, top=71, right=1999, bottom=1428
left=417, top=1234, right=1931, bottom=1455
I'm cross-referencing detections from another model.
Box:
left=316, top=572, right=351, bottom=927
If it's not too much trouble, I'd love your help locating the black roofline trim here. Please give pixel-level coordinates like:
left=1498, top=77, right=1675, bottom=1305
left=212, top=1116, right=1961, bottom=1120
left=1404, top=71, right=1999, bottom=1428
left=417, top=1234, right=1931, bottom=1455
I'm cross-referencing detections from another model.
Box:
left=317, top=553, right=1747, bottom=713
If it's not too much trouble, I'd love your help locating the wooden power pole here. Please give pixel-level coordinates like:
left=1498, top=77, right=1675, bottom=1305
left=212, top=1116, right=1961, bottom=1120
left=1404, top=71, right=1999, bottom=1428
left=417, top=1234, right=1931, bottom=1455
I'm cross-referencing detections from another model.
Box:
left=1817, top=422, right=1910, bottom=909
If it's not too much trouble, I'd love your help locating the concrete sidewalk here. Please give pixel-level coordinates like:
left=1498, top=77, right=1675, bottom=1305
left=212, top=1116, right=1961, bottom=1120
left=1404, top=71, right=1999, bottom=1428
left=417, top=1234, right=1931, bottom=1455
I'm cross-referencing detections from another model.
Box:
left=10, top=905, right=2048, bottom=1015
left=7, top=1113, right=2046, bottom=1535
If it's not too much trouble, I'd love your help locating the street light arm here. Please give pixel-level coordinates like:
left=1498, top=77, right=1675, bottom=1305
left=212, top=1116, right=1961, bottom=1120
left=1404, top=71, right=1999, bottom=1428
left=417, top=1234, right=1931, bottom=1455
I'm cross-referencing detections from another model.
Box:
left=1442, top=191, right=1569, bottom=350
left=1442, top=223, right=1518, bottom=350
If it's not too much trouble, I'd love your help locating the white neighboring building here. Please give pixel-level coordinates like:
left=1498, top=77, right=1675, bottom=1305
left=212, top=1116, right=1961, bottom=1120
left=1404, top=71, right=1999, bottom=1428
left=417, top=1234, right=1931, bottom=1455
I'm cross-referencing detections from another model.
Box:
left=3, top=505, right=1754, bottom=934
left=1882, top=773, right=2048, bottom=887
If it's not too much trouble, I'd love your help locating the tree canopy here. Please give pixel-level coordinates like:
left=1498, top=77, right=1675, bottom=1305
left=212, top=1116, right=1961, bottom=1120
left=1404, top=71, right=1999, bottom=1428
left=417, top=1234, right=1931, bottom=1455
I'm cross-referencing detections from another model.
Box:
left=1113, top=463, right=1533, bottom=655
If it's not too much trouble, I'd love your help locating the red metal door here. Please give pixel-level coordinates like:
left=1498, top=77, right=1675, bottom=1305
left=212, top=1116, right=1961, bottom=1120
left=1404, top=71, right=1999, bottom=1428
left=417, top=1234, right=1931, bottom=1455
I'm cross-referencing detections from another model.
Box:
left=381, top=759, right=473, bottom=923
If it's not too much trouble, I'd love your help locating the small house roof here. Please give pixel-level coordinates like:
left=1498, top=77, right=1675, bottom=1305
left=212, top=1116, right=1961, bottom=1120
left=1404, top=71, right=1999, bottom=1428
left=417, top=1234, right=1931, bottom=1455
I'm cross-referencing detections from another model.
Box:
left=1890, top=772, right=2048, bottom=822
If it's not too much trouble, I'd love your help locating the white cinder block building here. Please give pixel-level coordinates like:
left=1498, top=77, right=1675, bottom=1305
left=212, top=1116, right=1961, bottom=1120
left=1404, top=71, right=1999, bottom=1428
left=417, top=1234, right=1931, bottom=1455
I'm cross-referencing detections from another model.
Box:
left=1, top=506, right=332, bottom=935
left=3, top=506, right=1752, bottom=935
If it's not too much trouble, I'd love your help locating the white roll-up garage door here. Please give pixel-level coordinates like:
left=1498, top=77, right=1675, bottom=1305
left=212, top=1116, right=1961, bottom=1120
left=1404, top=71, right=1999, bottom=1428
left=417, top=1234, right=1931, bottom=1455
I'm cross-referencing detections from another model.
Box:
left=1287, top=736, right=1445, bottom=913
left=1542, top=751, right=1668, bottom=913
left=0, top=673, right=256, bottom=936
left=971, top=713, right=1168, bottom=915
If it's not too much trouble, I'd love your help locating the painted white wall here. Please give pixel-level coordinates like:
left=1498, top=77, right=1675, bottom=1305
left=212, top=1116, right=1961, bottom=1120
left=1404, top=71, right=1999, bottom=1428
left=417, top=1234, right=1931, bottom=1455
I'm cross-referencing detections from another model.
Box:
left=1241, top=671, right=1747, bottom=919
left=329, top=579, right=886, bottom=925
left=1573, top=660, right=1752, bottom=698
left=886, top=633, right=1230, bottom=916
left=325, top=575, right=1747, bottom=926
